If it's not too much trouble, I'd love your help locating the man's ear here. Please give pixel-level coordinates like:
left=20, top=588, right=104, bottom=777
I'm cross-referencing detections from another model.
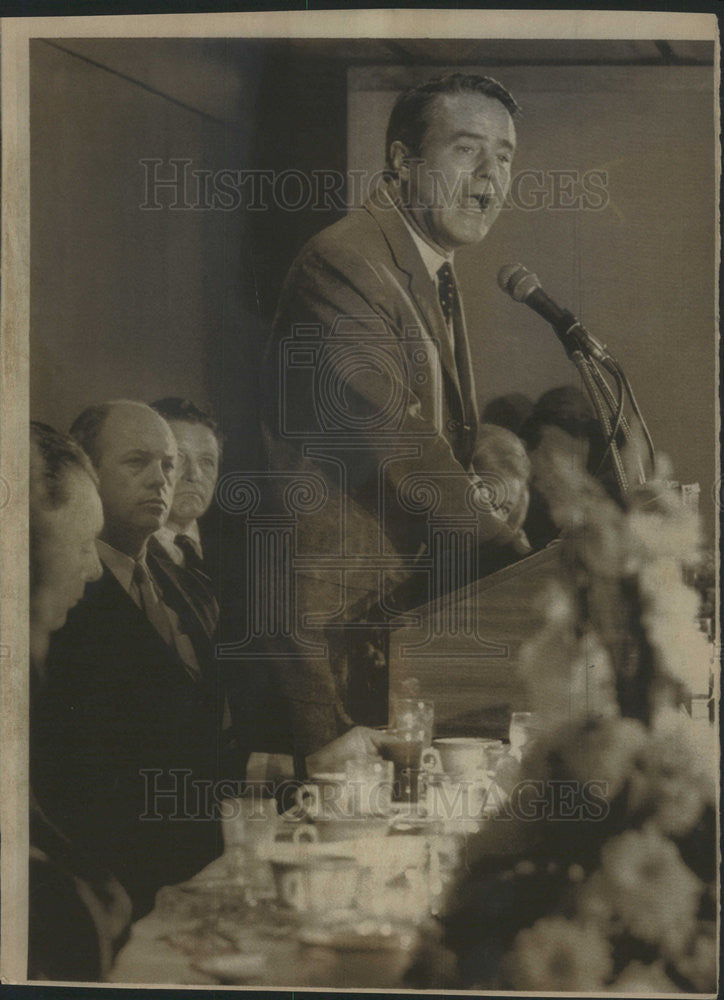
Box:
left=389, top=140, right=411, bottom=179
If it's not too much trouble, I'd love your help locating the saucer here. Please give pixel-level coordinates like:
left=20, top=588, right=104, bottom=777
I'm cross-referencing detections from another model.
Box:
left=192, top=951, right=265, bottom=983
left=297, top=919, right=415, bottom=952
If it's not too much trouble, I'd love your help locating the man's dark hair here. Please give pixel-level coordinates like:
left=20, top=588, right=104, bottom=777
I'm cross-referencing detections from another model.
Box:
left=30, top=421, right=98, bottom=511
left=482, top=393, right=534, bottom=437
left=385, top=73, right=520, bottom=171
left=151, top=397, right=218, bottom=434
left=150, top=397, right=222, bottom=449
left=519, top=385, right=599, bottom=451
left=69, top=403, right=114, bottom=468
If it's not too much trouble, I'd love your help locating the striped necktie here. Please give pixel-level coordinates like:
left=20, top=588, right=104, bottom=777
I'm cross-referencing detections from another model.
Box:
left=132, top=560, right=174, bottom=646
left=174, top=533, right=204, bottom=574
left=133, top=560, right=201, bottom=681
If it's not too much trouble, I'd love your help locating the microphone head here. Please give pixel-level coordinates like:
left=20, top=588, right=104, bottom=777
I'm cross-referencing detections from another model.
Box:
left=497, top=263, right=522, bottom=293
left=498, top=263, right=541, bottom=303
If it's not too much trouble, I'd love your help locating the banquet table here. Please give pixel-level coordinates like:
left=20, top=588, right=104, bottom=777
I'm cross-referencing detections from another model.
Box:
left=107, top=812, right=476, bottom=988
left=108, top=877, right=417, bottom=988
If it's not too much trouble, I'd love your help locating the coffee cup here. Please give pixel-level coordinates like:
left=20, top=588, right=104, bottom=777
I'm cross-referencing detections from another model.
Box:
left=271, top=856, right=360, bottom=913
left=422, top=738, right=503, bottom=781
left=295, top=772, right=349, bottom=819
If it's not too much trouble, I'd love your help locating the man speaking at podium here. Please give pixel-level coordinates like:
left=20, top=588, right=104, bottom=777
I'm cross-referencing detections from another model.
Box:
left=259, top=73, right=529, bottom=755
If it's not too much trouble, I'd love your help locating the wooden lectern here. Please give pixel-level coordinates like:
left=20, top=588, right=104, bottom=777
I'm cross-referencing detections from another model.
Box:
left=387, top=543, right=564, bottom=738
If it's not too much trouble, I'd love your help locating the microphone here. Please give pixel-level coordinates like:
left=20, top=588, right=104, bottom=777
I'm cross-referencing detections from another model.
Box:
left=497, top=263, right=611, bottom=364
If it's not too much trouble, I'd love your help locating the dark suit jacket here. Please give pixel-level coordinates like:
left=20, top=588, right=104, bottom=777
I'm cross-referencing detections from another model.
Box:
left=29, top=791, right=132, bottom=981
left=251, top=183, right=518, bottom=749
left=31, top=551, right=234, bottom=919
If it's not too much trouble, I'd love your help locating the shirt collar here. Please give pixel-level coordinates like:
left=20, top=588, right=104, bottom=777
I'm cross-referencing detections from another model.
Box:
left=158, top=521, right=201, bottom=544
left=97, top=539, right=146, bottom=595
left=154, top=521, right=203, bottom=562
left=181, top=521, right=201, bottom=546
left=386, top=187, right=454, bottom=283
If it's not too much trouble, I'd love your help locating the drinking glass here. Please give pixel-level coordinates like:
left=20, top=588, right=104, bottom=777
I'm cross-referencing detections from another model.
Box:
left=390, top=697, right=434, bottom=748
left=379, top=726, right=426, bottom=803
left=219, top=795, right=279, bottom=900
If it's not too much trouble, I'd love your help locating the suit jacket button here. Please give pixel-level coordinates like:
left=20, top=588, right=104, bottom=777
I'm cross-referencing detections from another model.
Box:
left=447, top=418, right=461, bottom=432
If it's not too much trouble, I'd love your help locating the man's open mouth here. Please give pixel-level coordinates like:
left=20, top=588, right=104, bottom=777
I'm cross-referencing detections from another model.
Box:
left=463, top=194, right=494, bottom=212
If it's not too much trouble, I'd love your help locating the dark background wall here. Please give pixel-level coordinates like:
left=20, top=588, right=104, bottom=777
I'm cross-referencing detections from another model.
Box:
left=30, top=38, right=350, bottom=474
left=30, top=38, right=717, bottom=527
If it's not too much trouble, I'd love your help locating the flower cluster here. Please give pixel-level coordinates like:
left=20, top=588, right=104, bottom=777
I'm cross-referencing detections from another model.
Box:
left=442, top=455, right=718, bottom=994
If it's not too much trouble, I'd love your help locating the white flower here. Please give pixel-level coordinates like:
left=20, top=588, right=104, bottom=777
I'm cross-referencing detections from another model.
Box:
left=576, top=870, right=621, bottom=935
left=599, top=825, right=702, bottom=955
left=674, top=921, right=718, bottom=992
left=500, top=916, right=612, bottom=991
left=644, top=608, right=713, bottom=693
left=611, top=960, right=678, bottom=993
left=529, top=715, right=647, bottom=803
left=627, top=507, right=701, bottom=570
left=627, top=708, right=715, bottom=835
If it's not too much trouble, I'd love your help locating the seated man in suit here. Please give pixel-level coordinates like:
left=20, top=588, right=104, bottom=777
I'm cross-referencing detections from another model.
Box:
left=33, top=400, right=384, bottom=917
left=29, top=421, right=132, bottom=979
left=32, top=400, right=227, bottom=918
left=150, top=396, right=221, bottom=580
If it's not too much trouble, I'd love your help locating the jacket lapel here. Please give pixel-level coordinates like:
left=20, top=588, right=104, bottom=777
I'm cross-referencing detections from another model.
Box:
left=147, top=546, right=217, bottom=646
left=85, top=567, right=186, bottom=668
left=365, top=186, right=467, bottom=413
left=88, top=565, right=210, bottom=685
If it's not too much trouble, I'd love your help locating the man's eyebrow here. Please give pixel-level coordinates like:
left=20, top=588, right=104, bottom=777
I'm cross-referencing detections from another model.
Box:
left=450, top=130, right=516, bottom=152
left=120, top=448, right=175, bottom=460
left=179, top=447, right=216, bottom=458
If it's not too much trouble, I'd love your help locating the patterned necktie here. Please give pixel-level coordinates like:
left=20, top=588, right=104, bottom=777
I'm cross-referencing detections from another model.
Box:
left=437, top=261, right=456, bottom=326
left=174, top=533, right=204, bottom=574
left=132, top=560, right=174, bottom=646
left=436, top=261, right=474, bottom=436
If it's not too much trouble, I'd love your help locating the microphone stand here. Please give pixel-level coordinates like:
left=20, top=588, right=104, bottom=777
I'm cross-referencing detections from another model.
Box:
left=584, top=357, right=648, bottom=487
left=568, top=350, right=629, bottom=499
left=557, top=336, right=654, bottom=503
left=497, top=265, right=655, bottom=500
